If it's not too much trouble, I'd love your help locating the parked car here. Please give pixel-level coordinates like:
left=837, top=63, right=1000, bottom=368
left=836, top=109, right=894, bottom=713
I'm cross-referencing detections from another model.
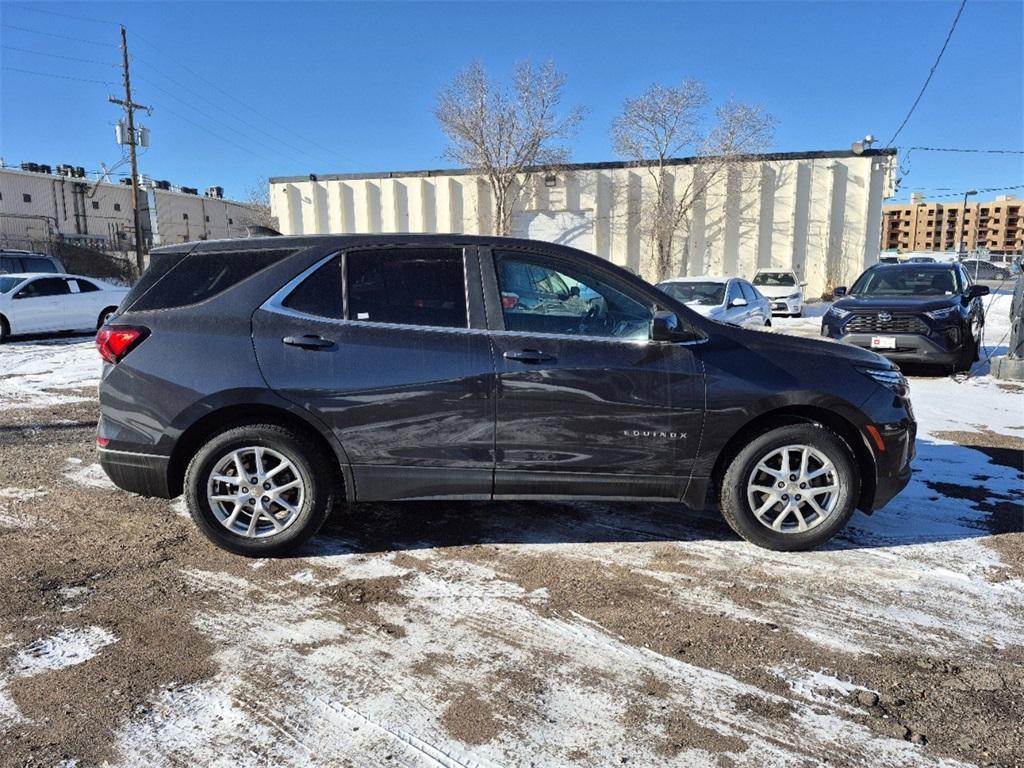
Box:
left=960, top=259, right=1011, bottom=281
left=0, top=273, right=127, bottom=342
left=96, top=235, right=914, bottom=556
left=877, top=256, right=900, bottom=265
left=0, top=250, right=65, bottom=275
left=907, top=256, right=937, bottom=264
left=751, top=269, right=806, bottom=316
left=821, top=262, right=988, bottom=372
left=655, top=276, right=772, bottom=328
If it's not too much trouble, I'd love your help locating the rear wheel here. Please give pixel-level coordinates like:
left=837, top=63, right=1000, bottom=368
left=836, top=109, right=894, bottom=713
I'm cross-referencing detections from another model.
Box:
left=0, top=315, right=8, bottom=343
left=719, top=423, right=859, bottom=551
left=184, top=423, right=335, bottom=556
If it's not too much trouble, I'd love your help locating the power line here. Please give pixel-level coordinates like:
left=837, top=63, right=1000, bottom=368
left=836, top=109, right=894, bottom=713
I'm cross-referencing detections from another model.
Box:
left=132, top=30, right=354, bottom=166
left=885, top=0, right=967, bottom=147
left=4, top=2, right=118, bottom=26
left=0, top=23, right=117, bottom=47
left=1, top=65, right=116, bottom=86
left=1, top=45, right=119, bottom=67
left=906, top=146, right=1024, bottom=155
left=151, top=101, right=288, bottom=168
left=900, top=184, right=1024, bottom=200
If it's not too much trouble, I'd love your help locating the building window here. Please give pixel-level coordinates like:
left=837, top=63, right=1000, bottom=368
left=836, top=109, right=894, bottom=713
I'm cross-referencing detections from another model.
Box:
left=183, top=213, right=189, bottom=220
left=23, top=193, right=32, bottom=203
left=205, top=215, right=210, bottom=222
left=91, top=201, right=100, bottom=210
left=228, top=218, right=233, bottom=225
left=114, top=203, right=121, bottom=211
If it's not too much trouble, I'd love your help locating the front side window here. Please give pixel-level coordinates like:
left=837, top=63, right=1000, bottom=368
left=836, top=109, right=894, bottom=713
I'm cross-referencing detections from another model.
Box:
left=739, top=281, right=758, bottom=303
left=725, top=281, right=744, bottom=306
left=17, top=278, right=70, bottom=299
left=495, top=251, right=653, bottom=339
left=346, top=248, right=467, bottom=328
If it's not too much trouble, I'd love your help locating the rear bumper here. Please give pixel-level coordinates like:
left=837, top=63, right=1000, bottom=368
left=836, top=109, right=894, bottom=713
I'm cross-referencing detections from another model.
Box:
left=98, top=447, right=174, bottom=498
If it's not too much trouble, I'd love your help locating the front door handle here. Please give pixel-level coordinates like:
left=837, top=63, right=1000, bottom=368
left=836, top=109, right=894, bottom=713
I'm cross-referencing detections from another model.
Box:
left=283, top=334, right=335, bottom=350
left=503, top=348, right=555, bottom=364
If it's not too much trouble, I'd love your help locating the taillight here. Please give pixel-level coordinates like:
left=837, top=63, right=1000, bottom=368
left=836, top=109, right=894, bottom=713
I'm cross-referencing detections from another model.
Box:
left=501, top=292, right=519, bottom=310
left=96, top=326, right=149, bottom=364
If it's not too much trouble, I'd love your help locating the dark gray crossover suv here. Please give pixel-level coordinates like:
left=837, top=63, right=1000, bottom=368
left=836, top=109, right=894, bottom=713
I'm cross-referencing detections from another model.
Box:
left=97, top=235, right=915, bottom=555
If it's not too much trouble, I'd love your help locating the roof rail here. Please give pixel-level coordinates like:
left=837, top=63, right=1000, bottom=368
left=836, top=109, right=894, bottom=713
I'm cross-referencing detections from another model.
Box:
left=246, top=225, right=283, bottom=238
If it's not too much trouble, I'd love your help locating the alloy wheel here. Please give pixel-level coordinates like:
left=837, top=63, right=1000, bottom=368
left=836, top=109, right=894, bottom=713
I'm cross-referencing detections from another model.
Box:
left=746, top=444, right=840, bottom=533
left=205, top=446, right=305, bottom=538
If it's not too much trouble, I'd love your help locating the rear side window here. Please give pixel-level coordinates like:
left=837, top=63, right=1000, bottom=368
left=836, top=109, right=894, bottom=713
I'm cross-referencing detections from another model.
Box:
left=346, top=248, right=467, bottom=328
left=73, top=279, right=100, bottom=293
left=23, top=257, right=57, bottom=273
left=282, top=256, right=343, bottom=319
left=130, top=249, right=296, bottom=311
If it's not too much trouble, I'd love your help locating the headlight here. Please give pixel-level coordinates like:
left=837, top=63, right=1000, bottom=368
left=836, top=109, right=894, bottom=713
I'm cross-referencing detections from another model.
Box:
left=826, top=306, right=850, bottom=320
left=788, top=292, right=801, bottom=300
left=924, top=306, right=958, bottom=321
left=856, top=365, right=909, bottom=394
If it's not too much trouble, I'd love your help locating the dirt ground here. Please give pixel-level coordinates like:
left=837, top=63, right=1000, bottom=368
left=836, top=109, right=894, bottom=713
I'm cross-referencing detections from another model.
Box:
left=0, top=339, right=1022, bottom=767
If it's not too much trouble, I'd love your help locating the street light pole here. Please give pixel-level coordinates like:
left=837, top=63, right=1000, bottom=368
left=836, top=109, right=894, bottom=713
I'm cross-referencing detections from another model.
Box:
left=958, top=189, right=977, bottom=260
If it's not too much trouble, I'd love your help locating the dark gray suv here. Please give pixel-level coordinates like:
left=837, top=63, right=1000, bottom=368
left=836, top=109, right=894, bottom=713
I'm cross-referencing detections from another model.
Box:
left=97, top=235, right=915, bottom=555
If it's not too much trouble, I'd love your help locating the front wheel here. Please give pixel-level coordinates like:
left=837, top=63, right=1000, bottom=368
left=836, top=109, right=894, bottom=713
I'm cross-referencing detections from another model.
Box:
left=719, top=424, right=859, bottom=551
left=954, top=329, right=978, bottom=373
left=184, top=423, right=336, bottom=556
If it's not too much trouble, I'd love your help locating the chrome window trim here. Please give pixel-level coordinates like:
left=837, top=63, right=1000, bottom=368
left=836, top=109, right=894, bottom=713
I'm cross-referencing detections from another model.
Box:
left=262, top=252, right=706, bottom=348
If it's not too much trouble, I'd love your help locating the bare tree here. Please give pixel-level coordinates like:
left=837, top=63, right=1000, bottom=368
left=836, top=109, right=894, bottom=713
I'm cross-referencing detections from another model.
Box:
left=435, top=61, right=586, bottom=235
left=611, top=81, right=775, bottom=280
left=239, top=180, right=278, bottom=230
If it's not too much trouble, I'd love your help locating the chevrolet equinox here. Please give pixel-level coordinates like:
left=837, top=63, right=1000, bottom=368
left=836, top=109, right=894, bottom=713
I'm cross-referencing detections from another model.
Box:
left=97, top=235, right=915, bottom=556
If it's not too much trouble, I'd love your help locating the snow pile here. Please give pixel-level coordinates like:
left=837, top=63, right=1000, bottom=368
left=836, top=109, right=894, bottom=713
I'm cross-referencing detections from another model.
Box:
left=0, top=338, right=100, bottom=408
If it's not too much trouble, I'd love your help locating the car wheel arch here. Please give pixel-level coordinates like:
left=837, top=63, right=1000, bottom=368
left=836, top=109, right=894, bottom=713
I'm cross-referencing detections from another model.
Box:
left=709, top=404, right=877, bottom=513
left=166, top=401, right=351, bottom=500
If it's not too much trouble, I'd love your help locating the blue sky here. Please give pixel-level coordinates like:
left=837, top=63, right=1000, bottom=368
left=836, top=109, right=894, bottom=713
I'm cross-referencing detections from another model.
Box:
left=1, top=0, right=1021, bottom=202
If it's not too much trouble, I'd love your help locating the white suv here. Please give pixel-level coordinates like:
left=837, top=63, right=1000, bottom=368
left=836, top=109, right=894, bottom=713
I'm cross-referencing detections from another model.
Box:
left=752, top=269, right=805, bottom=317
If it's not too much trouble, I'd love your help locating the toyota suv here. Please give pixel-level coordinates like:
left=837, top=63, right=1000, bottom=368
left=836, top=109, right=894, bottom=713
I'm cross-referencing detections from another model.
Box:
left=97, top=235, right=915, bottom=556
left=821, top=262, right=988, bottom=373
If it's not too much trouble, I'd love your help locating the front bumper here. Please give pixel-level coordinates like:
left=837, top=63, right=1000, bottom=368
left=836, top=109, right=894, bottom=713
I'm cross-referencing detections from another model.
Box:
left=770, top=298, right=802, bottom=315
left=98, top=447, right=173, bottom=498
left=836, top=333, right=960, bottom=364
left=867, top=421, right=916, bottom=510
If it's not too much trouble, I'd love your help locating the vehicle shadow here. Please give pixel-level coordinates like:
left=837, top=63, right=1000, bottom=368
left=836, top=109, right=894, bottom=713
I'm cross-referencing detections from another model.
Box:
left=4, top=330, right=96, bottom=345
left=301, top=438, right=1022, bottom=558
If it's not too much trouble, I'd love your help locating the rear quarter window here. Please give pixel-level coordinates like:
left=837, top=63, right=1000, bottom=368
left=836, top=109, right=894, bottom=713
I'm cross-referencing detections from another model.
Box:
left=129, top=249, right=297, bottom=311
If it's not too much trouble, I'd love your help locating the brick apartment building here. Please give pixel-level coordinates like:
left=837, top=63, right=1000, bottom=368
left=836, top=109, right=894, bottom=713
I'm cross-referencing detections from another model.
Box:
left=881, top=194, right=1023, bottom=256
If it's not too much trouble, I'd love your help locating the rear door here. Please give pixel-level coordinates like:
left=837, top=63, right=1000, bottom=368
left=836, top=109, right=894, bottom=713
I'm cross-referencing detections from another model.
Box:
left=10, top=277, right=69, bottom=332
left=64, top=278, right=102, bottom=329
left=484, top=247, right=704, bottom=498
left=252, top=245, right=496, bottom=500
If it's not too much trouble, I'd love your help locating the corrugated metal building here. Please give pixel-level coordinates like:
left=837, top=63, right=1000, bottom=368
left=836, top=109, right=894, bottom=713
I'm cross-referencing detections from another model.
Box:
left=270, top=148, right=896, bottom=296
left=0, top=166, right=257, bottom=251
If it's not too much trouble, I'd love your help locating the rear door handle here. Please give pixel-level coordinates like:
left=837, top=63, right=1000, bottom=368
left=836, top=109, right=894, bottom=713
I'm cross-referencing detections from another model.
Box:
left=283, top=334, right=335, bottom=350
left=503, top=348, right=555, bottom=363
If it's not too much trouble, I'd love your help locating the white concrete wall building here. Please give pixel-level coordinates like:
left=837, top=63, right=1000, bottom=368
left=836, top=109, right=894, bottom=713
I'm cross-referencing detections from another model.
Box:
left=0, top=166, right=257, bottom=251
left=270, top=149, right=896, bottom=297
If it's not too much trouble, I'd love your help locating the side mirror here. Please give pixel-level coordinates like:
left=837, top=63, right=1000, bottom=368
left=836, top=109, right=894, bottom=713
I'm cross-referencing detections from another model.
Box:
left=800, top=281, right=808, bottom=288
left=729, top=297, right=748, bottom=308
left=833, top=286, right=848, bottom=297
left=967, top=284, right=990, bottom=299
left=650, top=310, right=680, bottom=341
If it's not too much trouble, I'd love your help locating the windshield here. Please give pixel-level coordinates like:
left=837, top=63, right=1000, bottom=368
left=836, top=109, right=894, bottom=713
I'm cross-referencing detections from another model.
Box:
left=850, top=268, right=960, bottom=296
left=0, top=277, right=25, bottom=294
left=752, top=272, right=796, bottom=287
left=658, top=281, right=725, bottom=306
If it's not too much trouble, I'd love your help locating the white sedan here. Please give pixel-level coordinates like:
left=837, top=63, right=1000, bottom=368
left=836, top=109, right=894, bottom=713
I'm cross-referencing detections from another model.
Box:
left=752, top=269, right=806, bottom=316
left=656, top=276, right=772, bottom=328
left=0, top=273, right=128, bottom=342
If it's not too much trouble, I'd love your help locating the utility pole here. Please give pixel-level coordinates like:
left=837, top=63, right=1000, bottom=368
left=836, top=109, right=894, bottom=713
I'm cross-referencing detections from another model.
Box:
left=109, top=25, right=150, bottom=275
left=958, top=189, right=977, bottom=261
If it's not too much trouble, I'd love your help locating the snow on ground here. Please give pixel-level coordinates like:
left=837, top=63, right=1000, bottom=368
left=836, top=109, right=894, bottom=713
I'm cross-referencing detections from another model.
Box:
left=0, top=336, right=100, bottom=408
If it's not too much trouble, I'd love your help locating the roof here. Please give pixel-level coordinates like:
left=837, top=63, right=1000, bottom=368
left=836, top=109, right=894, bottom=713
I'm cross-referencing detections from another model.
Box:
left=269, top=148, right=896, bottom=184
left=0, top=272, right=120, bottom=284
left=656, top=275, right=732, bottom=285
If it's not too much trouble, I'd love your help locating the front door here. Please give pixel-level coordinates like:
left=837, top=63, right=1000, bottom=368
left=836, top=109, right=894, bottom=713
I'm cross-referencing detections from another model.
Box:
left=252, top=246, right=496, bottom=500
left=11, top=277, right=69, bottom=333
left=485, top=248, right=705, bottom=499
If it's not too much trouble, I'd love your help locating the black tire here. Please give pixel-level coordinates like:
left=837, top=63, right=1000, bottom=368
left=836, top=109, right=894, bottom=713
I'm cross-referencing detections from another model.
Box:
left=184, top=423, right=336, bottom=556
left=954, top=330, right=977, bottom=373
left=764, top=318, right=772, bottom=328
left=719, top=423, right=859, bottom=551
left=96, top=306, right=118, bottom=330
left=0, top=315, right=8, bottom=344
left=793, top=310, right=803, bottom=318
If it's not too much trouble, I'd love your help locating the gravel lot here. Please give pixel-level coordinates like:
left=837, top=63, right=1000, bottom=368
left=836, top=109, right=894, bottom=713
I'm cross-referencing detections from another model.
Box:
left=0, top=294, right=1021, bottom=768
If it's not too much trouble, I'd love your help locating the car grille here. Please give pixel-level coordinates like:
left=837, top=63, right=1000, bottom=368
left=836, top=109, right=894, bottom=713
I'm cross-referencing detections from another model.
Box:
left=845, top=313, right=929, bottom=334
